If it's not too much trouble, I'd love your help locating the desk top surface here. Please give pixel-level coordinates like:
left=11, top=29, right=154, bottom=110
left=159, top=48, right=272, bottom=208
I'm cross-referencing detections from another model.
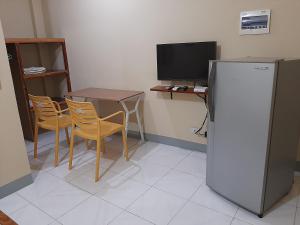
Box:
left=66, top=87, right=144, bottom=102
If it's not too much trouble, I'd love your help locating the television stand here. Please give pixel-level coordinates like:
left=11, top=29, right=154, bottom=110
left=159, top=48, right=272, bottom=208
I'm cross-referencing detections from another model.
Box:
left=150, top=85, right=207, bottom=100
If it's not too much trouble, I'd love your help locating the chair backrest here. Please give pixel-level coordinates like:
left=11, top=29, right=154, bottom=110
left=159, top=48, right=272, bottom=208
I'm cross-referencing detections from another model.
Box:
left=29, top=94, right=57, bottom=121
left=65, top=98, right=98, bottom=130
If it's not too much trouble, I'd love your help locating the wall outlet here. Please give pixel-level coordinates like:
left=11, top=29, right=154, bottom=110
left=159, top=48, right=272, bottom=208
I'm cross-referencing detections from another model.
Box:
left=190, top=127, right=199, bottom=133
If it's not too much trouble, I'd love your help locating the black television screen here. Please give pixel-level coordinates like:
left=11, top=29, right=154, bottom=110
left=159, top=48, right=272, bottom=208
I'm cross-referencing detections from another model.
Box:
left=157, top=41, right=216, bottom=81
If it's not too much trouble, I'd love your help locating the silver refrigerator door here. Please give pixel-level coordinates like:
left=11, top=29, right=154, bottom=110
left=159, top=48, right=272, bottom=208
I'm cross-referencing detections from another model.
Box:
left=206, top=61, right=276, bottom=214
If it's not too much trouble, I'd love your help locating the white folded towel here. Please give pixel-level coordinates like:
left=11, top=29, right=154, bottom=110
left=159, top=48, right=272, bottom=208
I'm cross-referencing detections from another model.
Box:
left=24, top=67, right=46, bottom=75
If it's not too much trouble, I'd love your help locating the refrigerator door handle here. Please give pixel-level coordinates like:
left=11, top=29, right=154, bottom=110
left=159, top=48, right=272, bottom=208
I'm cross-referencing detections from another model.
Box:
left=208, top=62, right=216, bottom=122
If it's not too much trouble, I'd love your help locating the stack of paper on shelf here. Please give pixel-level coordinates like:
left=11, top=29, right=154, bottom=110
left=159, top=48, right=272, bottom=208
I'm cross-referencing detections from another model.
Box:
left=24, top=67, right=46, bottom=75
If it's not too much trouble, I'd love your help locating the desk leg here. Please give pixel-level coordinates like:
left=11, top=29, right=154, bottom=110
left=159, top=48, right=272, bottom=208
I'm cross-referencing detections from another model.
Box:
left=135, top=97, right=145, bottom=142
left=120, top=101, right=130, bottom=136
left=120, top=96, right=145, bottom=142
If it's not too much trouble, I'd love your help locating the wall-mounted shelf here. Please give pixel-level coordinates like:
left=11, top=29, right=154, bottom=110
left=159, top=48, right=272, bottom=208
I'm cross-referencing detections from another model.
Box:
left=150, top=85, right=207, bottom=99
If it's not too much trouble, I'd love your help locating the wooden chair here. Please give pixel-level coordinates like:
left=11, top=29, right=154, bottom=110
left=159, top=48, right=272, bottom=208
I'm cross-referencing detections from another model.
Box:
left=65, top=98, right=128, bottom=182
left=29, top=94, right=71, bottom=166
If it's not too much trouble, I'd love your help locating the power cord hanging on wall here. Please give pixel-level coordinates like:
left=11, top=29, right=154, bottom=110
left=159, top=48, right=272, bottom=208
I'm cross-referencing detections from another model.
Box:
left=195, top=112, right=208, bottom=136
left=194, top=94, right=208, bottom=137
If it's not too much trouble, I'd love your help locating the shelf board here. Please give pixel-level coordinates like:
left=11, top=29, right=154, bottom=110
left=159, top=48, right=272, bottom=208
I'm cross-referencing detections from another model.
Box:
left=24, top=70, right=68, bottom=80
left=150, top=85, right=207, bottom=95
left=5, top=38, right=65, bottom=44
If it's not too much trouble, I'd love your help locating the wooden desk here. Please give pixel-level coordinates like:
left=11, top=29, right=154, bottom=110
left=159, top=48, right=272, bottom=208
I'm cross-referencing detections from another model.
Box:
left=66, top=88, right=145, bottom=142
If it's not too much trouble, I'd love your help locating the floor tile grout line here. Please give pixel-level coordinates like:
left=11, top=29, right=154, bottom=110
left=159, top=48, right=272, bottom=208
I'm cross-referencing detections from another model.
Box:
left=166, top=199, right=190, bottom=225
left=78, top=152, right=168, bottom=223
left=43, top=153, right=98, bottom=183
left=148, top=149, right=194, bottom=188
left=14, top=193, right=60, bottom=223
left=136, top=143, right=192, bottom=165
left=103, top=195, right=156, bottom=225
left=16, top=175, right=92, bottom=222
left=64, top=143, right=202, bottom=224
left=118, top=160, right=202, bottom=225
left=54, top=194, right=95, bottom=222
left=230, top=206, right=240, bottom=225
left=114, top=210, right=156, bottom=225
left=31, top=138, right=175, bottom=187
left=50, top=219, right=63, bottom=225
left=150, top=185, right=193, bottom=201
left=169, top=149, right=207, bottom=178
left=293, top=206, right=297, bottom=225
left=24, top=138, right=208, bottom=225
left=189, top=196, right=237, bottom=219
left=88, top=166, right=194, bottom=219
left=173, top=157, right=207, bottom=176
left=172, top=167, right=206, bottom=180
left=117, top=182, right=154, bottom=212
left=166, top=176, right=205, bottom=225
left=79, top=191, right=128, bottom=225
left=1, top=195, right=30, bottom=216
left=117, top=164, right=175, bottom=222
left=24, top=137, right=300, bottom=225
left=90, top=187, right=145, bottom=211
left=188, top=184, right=238, bottom=220
left=26, top=133, right=71, bottom=154
left=75, top=162, right=149, bottom=200
left=123, top=187, right=172, bottom=225
left=16, top=172, right=70, bottom=200
left=67, top=168, right=153, bottom=223
left=96, top=147, right=175, bottom=188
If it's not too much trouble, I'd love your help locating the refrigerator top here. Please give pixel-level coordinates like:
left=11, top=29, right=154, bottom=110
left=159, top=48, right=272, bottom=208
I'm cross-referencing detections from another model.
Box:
left=211, top=57, right=285, bottom=63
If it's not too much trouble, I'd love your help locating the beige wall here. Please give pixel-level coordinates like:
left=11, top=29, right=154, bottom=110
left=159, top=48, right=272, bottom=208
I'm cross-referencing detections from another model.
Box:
left=1, top=1, right=300, bottom=158
left=0, top=0, right=35, bottom=37
left=0, top=0, right=46, bottom=38
left=0, top=20, right=31, bottom=187
left=42, top=0, right=300, bottom=145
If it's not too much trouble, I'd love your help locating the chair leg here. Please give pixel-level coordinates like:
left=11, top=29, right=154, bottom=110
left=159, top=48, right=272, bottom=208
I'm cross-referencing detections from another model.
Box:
left=34, top=123, right=39, bottom=159
left=122, top=128, right=128, bottom=161
left=101, top=139, right=106, bottom=153
left=54, top=128, right=60, bottom=167
left=95, top=139, right=101, bottom=182
left=85, top=139, right=89, bottom=150
left=69, top=131, right=74, bottom=170
left=65, top=128, right=70, bottom=146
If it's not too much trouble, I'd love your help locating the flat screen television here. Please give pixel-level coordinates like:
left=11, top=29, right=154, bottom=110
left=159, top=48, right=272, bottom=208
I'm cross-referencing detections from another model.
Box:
left=156, top=41, right=217, bottom=82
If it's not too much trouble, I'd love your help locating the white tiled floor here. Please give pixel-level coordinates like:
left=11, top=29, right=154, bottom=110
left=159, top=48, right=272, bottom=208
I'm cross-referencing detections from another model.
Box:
left=2, top=131, right=300, bottom=225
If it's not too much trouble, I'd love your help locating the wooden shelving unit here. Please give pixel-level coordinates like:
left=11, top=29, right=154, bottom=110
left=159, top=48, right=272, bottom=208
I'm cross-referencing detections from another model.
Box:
left=5, top=38, right=72, bottom=141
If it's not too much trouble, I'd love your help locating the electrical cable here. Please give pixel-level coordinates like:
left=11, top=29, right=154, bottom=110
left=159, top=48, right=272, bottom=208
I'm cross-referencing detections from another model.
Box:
left=194, top=94, right=208, bottom=136
left=195, top=112, right=208, bottom=135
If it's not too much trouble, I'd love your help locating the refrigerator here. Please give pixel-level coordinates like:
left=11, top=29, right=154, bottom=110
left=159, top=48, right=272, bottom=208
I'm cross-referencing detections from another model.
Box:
left=206, top=58, right=300, bottom=217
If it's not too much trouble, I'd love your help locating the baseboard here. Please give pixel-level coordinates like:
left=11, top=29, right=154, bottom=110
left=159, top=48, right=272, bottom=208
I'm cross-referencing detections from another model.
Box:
left=127, top=131, right=207, bottom=152
left=0, top=174, right=33, bottom=199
